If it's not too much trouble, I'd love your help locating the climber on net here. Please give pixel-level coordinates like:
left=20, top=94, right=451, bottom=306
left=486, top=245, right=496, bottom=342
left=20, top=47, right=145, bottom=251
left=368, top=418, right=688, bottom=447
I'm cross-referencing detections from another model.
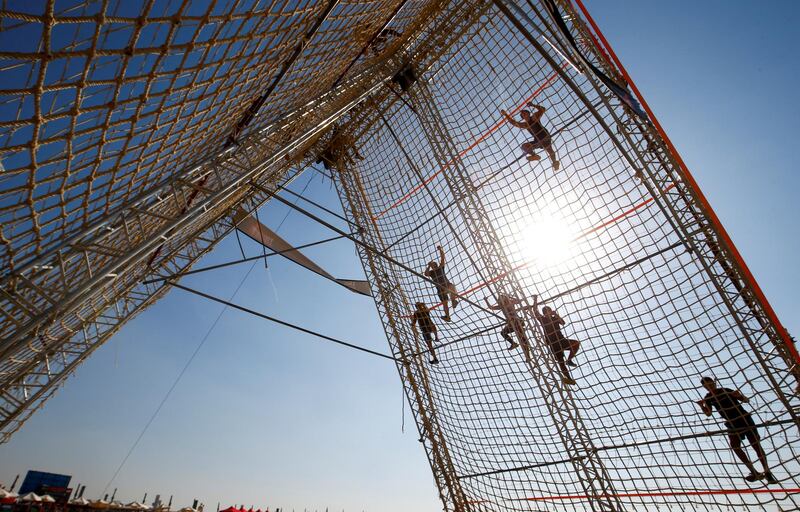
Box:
left=424, top=245, right=458, bottom=322
left=370, top=28, right=402, bottom=55
left=315, top=124, right=364, bottom=171
left=485, top=294, right=534, bottom=366
left=500, top=102, right=560, bottom=171
left=531, top=295, right=579, bottom=385
left=411, top=302, right=439, bottom=365
left=696, top=376, right=776, bottom=484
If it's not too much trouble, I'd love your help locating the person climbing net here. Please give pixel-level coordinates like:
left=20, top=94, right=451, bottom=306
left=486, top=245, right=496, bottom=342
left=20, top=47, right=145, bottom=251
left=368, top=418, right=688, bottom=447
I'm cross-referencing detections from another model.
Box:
left=424, top=245, right=459, bottom=322
left=500, top=102, right=560, bottom=171
left=485, top=294, right=534, bottom=365
left=411, top=301, right=439, bottom=365
left=532, top=294, right=579, bottom=385
left=316, top=124, right=364, bottom=171
left=697, top=376, right=776, bottom=484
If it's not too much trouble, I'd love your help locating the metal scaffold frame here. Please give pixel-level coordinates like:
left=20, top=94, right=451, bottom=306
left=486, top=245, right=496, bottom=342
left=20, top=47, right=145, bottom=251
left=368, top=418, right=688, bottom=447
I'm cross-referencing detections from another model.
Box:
left=0, top=28, right=415, bottom=439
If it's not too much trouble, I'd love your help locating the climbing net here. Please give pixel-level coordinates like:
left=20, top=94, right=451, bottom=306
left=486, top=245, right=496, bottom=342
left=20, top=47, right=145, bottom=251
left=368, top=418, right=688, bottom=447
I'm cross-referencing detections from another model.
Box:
left=0, top=0, right=422, bottom=275
left=330, top=1, right=800, bottom=510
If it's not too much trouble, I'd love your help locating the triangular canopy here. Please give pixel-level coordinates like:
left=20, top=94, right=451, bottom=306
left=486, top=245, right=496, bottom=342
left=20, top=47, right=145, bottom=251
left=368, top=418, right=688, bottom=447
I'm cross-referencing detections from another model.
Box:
left=40, top=495, right=56, bottom=503
left=234, top=209, right=372, bottom=297
left=19, top=493, right=41, bottom=502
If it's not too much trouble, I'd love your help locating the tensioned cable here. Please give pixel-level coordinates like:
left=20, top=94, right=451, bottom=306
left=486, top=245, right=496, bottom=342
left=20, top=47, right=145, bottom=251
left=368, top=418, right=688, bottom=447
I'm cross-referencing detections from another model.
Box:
left=253, top=183, right=507, bottom=322
left=143, top=233, right=350, bottom=284
left=170, top=282, right=396, bottom=361
left=102, top=172, right=317, bottom=493
left=102, top=259, right=260, bottom=495
left=278, top=185, right=361, bottom=230
left=459, top=418, right=797, bottom=479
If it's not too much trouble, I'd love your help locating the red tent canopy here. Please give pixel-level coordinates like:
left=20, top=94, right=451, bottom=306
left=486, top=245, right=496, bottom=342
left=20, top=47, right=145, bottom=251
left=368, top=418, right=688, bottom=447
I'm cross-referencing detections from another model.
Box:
left=219, top=507, right=239, bottom=512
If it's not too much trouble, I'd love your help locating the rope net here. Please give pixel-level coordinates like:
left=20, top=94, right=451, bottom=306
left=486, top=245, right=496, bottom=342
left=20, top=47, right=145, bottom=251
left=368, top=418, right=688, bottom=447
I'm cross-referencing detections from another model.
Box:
left=328, top=1, right=800, bottom=510
left=0, top=0, right=423, bottom=275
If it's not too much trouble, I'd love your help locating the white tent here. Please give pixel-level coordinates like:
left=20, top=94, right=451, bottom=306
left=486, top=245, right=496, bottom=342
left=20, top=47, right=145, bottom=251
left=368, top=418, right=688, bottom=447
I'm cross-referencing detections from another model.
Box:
left=89, top=499, right=110, bottom=509
left=19, top=492, right=42, bottom=502
left=71, top=497, right=91, bottom=506
left=40, top=495, right=56, bottom=503
left=125, top=502, right=148, bottom=510
left=0, top=489, right=19, bottom=499
left=110, top=501, right=125, bottom=509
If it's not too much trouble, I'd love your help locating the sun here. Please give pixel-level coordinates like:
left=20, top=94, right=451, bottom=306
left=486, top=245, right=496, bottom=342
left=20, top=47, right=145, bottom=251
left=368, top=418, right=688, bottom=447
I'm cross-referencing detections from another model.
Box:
left=517, top=213, right=576, bottom=267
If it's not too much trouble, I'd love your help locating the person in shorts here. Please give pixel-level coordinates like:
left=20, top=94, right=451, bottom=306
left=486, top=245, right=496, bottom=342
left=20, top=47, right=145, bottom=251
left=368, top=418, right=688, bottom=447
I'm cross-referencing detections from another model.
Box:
left=501, top=102, right=560, bottom=171
left=424, top=245, right=458, bottom=322
left=485, top=294, right=532, bottom=364
left=697, top=376, right=775, bottom=483
left=411, top=302, right=439, bottom=365
left=530, top=295, right=578, bottom=385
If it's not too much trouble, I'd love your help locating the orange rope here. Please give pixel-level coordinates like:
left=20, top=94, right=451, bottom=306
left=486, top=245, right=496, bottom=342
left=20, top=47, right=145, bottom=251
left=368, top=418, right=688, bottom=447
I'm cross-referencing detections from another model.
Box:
left=373, top=64, right=569, bottom=220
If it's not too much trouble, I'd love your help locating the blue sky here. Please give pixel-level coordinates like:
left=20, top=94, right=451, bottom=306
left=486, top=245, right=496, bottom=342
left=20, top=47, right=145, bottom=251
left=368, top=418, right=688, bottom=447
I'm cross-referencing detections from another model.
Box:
left=2, top=1, right=799, bottom=511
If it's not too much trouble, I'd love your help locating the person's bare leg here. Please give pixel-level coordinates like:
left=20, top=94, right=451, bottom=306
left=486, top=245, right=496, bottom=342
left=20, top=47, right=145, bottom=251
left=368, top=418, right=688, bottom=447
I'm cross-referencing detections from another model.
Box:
left=730, top=436, right=759, bottom=480
left=554, top=352, right=575, bottom=385
left=427, top=332, right=439, bottom=365
left=545, top=145, right=559, bottom=171
left=521, top=142, right=541, bottom=162
left=502, top=326, right=518, bottom=350
left=518, top=335, right=532, bottom=363
left=441, top=298, right=451, bottom=322
left=565, top=339, right=580, bottom=367
left=558, top=361, right=574, bottom=384
left=509, top=322, right=533, bottom=363
left=750, top=436, right=774, bottom=482
left=449, top=286, right=459, bottom=310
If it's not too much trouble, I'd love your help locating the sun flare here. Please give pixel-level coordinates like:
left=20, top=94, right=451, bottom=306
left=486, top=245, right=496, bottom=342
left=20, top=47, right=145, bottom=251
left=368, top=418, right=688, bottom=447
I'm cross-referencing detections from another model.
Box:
left=518, top=213, right=576, bottom=267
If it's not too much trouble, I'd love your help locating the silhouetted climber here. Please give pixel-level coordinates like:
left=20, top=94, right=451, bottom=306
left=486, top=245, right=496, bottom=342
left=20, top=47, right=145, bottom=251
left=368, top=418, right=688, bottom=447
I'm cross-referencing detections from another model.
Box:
left=424, top=245, right=458, bottom=322
left=226, top=94, right=268, bottom=147
left=392, top=63, right=417, bottom=92
left=316, top=124, right=363, bottom=171
left=411, top=302, right=439, bottom=364
left=485, top=294, right=533, bottom=365
left=532, top=294, right=578, bottom=385
left=697, top=376, right=776, bottom=484
left=371, top=28, right=402, bottom=55
left=501, top=102, right=560, bottom=171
